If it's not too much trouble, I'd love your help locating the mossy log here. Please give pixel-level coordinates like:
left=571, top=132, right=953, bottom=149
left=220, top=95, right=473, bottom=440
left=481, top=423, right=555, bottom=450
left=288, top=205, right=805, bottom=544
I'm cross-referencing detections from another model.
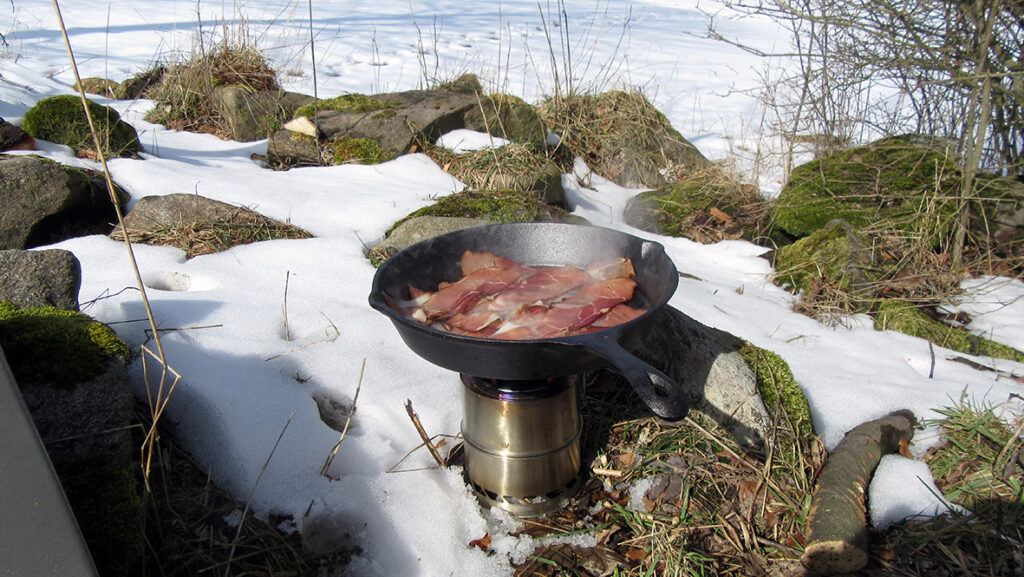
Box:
left=801, top=409, right=917, bottom=575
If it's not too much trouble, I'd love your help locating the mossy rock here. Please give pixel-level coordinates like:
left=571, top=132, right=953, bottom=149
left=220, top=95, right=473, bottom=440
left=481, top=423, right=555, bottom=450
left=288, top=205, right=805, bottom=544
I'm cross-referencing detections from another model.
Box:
left=434, top=73, right=483, bottom=93
left=624, top=170, right=767, bottom=243
left=772, top=135, right=961, bottom=243
left=75, top=77, right=119, bottom=99
left=388, top=189, right=586, bottom=236
left=463, top=93, right=546, bottom=147
left=540, top=90, right=710, bottom=188
left=874, top=299, right=1024, bottom=362
left=295, top=93, right=400, bottom=119
left=0, top=301, right=129, bottom=388
left=330, top=135, right=394, bottom=164
left=22, top=94, right=141, bottom=158
left=740, top=344, right=815, bottom=447
left=773, top=219, right=879, bottom=301
left=117, top=65, right=166, bottom=99
left=55, top=451, right=143, bottom=577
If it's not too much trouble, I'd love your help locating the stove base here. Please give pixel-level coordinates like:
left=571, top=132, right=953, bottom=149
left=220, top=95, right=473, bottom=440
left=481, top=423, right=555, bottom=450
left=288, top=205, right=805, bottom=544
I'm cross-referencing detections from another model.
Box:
left=460, top=374, right=583, bottom=517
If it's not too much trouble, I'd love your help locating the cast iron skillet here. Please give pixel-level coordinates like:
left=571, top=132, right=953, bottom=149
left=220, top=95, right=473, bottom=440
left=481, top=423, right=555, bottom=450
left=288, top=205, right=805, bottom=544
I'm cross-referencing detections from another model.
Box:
left=368, top=222, right=689, bottom=420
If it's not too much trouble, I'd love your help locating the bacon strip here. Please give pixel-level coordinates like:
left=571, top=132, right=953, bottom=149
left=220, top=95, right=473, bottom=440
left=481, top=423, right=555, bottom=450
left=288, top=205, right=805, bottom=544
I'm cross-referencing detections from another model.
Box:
left=404, top=251, right=647, bottom=339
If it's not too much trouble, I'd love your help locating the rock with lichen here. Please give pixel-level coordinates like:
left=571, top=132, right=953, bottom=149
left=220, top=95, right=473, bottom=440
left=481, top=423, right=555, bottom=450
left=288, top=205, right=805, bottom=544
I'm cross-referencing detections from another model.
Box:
left=268, top=89, right=480, bottom=168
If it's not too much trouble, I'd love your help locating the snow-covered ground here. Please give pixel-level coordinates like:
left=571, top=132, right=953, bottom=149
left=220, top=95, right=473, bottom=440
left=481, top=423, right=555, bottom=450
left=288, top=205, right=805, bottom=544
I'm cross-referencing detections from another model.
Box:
left=2, top=1, right=1022, bottom=575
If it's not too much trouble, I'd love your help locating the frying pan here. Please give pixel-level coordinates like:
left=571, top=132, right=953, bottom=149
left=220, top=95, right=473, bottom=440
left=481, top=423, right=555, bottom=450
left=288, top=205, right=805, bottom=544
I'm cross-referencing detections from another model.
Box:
left=368, top=222, right=689, bottom=420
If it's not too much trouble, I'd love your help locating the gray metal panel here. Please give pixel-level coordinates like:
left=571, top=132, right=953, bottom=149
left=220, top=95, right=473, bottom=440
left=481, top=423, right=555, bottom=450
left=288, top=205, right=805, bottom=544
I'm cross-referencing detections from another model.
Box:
left=0, top=346, right=99, bottom=577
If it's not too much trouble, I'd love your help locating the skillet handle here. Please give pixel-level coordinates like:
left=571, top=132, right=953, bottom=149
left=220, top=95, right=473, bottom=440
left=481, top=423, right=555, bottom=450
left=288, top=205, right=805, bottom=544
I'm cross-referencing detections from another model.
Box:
left=587, top=334, right=690, bottom=421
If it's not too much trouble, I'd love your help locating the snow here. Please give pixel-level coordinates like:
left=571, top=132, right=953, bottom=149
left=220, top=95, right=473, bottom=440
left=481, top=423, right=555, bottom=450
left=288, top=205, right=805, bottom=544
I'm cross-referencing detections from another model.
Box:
left=2, top=1, right=1022, bottom=575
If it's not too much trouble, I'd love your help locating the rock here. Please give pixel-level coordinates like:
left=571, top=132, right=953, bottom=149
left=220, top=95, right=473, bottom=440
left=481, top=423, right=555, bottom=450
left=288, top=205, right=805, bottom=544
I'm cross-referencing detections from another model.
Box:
left=0, top=117, right=34, bottom=152
left=75, top=77, right=119, bottom=98
left=463, top=93, right=547, bottom=147
left=213, top=86, right=315, bottom=142
left=0, top=155, right=130, bottom=249
left=116, top=65, right=166, bottom=99
left=21, top=94, right=141, bottom=158
left=0, top=249, right=81, bottom=310
left=541, top=91, right=710, bottom=189
left=772, top=219, right=877, bottom=299
left=634, top=305, right=773, bottom=449
left=268, top=89, right=480, bottom=167
left=0, top=302, right=141, bottom=577
left=623, top=171, right=766, bottom=243
left=266, top=130, right=322, bottom=167
left=369, top=216, right=491, bottom=264
left=111, top=193, right=313, bottom=258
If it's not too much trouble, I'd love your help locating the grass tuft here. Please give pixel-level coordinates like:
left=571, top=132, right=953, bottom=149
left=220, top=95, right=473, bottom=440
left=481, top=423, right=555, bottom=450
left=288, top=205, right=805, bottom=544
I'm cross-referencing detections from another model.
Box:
left=111, top=209, right=312, bottom=260
left=145, top=43, right=278, bottom=135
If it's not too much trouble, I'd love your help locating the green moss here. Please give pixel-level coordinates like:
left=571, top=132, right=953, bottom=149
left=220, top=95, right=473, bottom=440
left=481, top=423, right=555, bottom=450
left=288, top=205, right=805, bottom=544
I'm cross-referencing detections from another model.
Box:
left=628, top=171, right=763, bottom=240
left=295, top=94, right=399, bottom=119
left=75, top=77, right=119, bottom=98
left=464, top=93, right=546, bottom=146
left=875, top=299, right=1024, bottom=362
left=330, top=136, right=393, bottom=165
left=55, top=451, right=143, bottom=577
left=388, top=189, right=578, bottom=236
left=434, top=73, right=483, bottom=93
left=372, top=108, right=398, bottom=119
left=773, top=135, right=961, bottom=242
left=773, top=220, right=874, bottom=295
left=740, top=344, right=815, bottom=445
left=22, top=94, right=141, bottom=157
left=0, top=302, right=129, bottom=388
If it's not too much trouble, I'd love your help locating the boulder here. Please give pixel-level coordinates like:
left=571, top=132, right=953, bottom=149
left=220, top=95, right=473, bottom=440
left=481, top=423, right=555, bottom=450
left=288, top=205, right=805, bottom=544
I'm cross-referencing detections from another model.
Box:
left=0, top=117, right=34, bottom=152
left=0, top=249, right=81, bottom=310
left=368, top=216, right=491, bottom=265
left=0, top=302, right=141, bottom=576
left=463, top=93, right=546, bottom=147
left=0, top=155, right=129, bottom=249
left=541, top=91, right=710, bottom=189
left=116, top=65, right=166, bottom=100
left=21, top=95, right=141, bottom=158
left=772, top=219, right=878, bottom=299
left=75, top=77, right=120, bottom=99
left=624, top=170, right=765, bottom=243
left=634, top=305, right=773, bottom=449
left=111, top=193, right=312, bottom=258
left=268, top=89, right=480, bottom=167
left=213, top=86, right=315, bottom=142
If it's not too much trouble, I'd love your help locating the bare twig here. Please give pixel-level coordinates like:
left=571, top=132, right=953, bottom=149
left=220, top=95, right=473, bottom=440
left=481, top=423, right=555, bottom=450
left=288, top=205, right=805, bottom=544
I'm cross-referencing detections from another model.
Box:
left=405, top=399, right=446, bottom=468
left=282, top=270, right=291, bottom=342
left=321, top=358, right=366, bottom=478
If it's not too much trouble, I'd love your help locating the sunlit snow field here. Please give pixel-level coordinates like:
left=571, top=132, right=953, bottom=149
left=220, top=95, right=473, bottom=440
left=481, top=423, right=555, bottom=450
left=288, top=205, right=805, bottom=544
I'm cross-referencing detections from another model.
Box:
left=2, top=1, right=1023, bottom=575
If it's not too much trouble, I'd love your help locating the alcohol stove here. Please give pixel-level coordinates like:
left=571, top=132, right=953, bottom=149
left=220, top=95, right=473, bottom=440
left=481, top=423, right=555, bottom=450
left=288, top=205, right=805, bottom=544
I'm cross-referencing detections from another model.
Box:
left=459, top=374, right=583, bottom=517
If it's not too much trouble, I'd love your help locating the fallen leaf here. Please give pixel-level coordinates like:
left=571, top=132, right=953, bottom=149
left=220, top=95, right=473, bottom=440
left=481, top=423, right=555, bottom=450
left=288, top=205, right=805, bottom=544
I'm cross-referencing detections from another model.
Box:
left=469, top=534, right=491, bottom=550
left=709, top=206, right=734, bottom=222
left=626, top=547, right=646, bottom=562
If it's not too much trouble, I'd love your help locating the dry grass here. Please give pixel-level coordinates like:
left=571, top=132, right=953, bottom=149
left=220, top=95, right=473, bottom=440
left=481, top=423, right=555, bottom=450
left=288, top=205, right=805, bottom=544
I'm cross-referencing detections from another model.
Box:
left=111, top=209, right=312, bottom=260
left=868, top=396, right=1024, bottom=577
left=145, top=43, right=279, bottom=136
left=510, top=370, right=820, bottom=577
left=138, top=409, right=354, bottom=576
